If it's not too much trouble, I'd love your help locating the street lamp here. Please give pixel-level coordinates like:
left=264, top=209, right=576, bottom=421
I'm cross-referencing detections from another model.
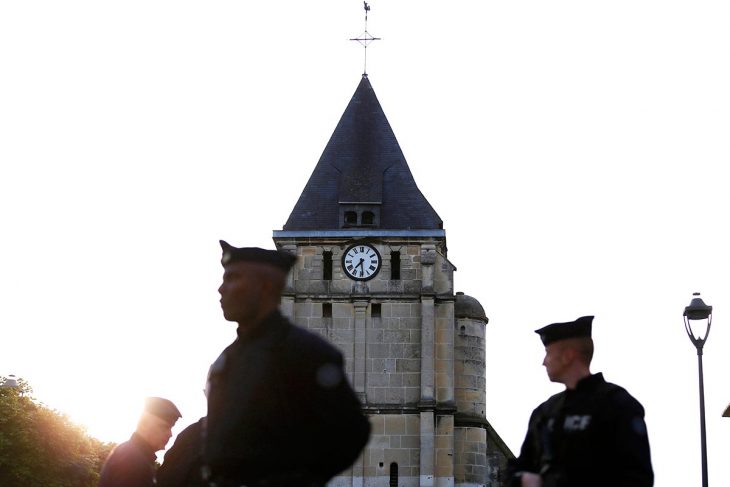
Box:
left=683, top=292, right=713, bottom=487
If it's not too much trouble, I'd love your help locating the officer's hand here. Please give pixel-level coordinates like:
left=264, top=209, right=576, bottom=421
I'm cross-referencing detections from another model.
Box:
left=521, top=472, right=542, bottom=487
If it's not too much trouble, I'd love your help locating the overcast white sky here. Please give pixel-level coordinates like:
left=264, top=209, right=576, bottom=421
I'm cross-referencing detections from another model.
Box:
left=1, top=2, right=729, bottom=485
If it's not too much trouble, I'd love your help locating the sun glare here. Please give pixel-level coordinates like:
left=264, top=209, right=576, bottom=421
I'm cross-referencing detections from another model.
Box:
left=60, top=396, right=142, bottom=445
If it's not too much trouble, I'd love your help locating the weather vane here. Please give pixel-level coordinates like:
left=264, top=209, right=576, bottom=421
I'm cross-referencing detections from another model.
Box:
left=349, top=1, right=381, bottom=75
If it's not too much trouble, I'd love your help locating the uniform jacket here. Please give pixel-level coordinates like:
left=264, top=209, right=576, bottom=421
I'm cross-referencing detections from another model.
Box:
left=98, top=433, right=156, bottom=487
left=156, top=419, right=205, bottom=487
left=204, top=310, right=371, bottom=486
left=510, top=373, right=653, bottom=487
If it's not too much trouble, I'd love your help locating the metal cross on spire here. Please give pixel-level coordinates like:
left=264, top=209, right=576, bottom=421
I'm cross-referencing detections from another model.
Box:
left=349, top=1, right=381, bottom=76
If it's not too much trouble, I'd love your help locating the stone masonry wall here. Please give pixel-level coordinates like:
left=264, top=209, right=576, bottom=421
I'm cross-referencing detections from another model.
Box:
left=364, top=414, right=421, bottom=487
left=435, top=415, right=455, bottom=484
left=454, top=427, right=488, bottom=486
left=454, top=317, right=486, bottom=417
left=294, top=301, right=356, bottom=376
left=293, top=300, right=424, bottom=404
left=367, top=303, right=422, bottom=404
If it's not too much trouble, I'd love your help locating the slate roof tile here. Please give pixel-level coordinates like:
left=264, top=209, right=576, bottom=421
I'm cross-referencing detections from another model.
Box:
left=283, top=75, right=442, bottom=231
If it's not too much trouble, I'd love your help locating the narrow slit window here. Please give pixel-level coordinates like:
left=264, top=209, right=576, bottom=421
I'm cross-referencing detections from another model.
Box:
left=389, top=462, right=398, bottom=487
left=371, top=303, right=381, bottom=318
left=323, top=251, right=333, bottom=280
left=323, top=303, right=332, bottom=318
left=390, top=251, right=401, bottom=280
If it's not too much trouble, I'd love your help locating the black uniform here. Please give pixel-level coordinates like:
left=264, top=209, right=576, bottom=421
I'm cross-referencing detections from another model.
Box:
left=98, top=433, right=157, bottom=487
left=204, top=309, right=371, bottom=487
left=510, top=373, right=653, bottom=487
left=156, top=419, right=205, bottom=487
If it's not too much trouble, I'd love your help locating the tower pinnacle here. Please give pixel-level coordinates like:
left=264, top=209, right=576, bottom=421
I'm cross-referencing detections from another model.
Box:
left=349, top=1, right=381, bottom=75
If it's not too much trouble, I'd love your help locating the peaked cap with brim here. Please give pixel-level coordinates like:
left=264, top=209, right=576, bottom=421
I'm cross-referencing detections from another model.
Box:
left=220, top=240, right=296, bottom=272
left=535, top=316, right=594, bottom=346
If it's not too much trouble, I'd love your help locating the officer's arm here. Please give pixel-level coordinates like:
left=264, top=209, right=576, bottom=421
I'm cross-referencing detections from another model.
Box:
left=156, top=419, right=204, bottom=487
left=508, top=409, right=543, bottom=487
left=610, top=393, right=654, bottom=486
left=309, top=351, right=371, bottom=475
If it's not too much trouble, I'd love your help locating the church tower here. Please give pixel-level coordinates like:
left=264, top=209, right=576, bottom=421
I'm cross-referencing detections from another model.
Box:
left=273, top=75, right=511, bottom=487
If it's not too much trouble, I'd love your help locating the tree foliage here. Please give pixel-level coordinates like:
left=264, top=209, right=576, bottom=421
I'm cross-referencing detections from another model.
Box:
left=0, top=376, right=115, bottom=487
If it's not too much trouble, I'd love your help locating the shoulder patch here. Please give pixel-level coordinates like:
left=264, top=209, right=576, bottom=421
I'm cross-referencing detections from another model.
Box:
left=631, top=417, right=648, bottom=436
left=316, top=363, right=343, bottom=389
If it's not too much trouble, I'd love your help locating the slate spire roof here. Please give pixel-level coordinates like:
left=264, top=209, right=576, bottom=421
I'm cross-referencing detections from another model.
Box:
left=283, top=75, right=442, bottom=231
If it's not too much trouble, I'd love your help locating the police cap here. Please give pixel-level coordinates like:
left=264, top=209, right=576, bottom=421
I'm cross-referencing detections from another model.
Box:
left=144, top=397, right=182, bottom=426
left=220, top=240, right=296, bottom=272
left=535, top=315, right=593, bottom=346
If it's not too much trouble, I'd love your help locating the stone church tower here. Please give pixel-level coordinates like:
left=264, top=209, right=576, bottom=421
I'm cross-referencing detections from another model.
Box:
left=273, top=75, right=512, bottom=487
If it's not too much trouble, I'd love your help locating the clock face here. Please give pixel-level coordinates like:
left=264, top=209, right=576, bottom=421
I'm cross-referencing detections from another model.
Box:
left=342, top=244, right=381, bottom=281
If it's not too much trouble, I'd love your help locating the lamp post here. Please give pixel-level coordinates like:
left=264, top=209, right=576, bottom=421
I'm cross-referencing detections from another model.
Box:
left=683, top=292, right=713, bottom=487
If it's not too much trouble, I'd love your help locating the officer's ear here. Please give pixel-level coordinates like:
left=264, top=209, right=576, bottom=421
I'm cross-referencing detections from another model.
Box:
left=560, top=343, right=578, bottom=365
left=561, top=338, right=591, bottom=366
left=261, top=266, right=288, bottom=294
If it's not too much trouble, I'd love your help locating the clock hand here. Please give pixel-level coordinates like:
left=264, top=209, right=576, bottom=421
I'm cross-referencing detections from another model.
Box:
left=355, top=258, right=364, bottom=270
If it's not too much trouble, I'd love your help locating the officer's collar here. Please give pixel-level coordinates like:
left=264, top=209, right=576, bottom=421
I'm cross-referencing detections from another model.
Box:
left=130, top=432, right=157, bottom=462
left=574, top=372, right=604, bottom=390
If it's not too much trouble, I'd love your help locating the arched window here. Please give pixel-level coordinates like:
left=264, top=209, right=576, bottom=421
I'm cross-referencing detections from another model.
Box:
left=389, top=462, right=398, bottom=487
left=344, top=211, right=358, bottom=225
left=362, top=211, right=374, bottom=225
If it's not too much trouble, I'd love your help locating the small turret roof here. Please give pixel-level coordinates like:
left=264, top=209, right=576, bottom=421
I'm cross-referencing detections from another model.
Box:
left=283, top=75, right=442, bottom=231
left=455, top=292, right=488, bottom=322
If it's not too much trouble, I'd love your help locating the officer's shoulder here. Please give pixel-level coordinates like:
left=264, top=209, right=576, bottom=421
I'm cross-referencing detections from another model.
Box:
left=535, top=390, right=566, bottom=415
left=168, top=418, right=203, bottom=448
left=109, top=439, right=136, bottom=457
left=105, top=439, right=143, bottom=467
left=598, top=378, right=631, bottom=398
left=600, top=379, right=645, bottom=412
